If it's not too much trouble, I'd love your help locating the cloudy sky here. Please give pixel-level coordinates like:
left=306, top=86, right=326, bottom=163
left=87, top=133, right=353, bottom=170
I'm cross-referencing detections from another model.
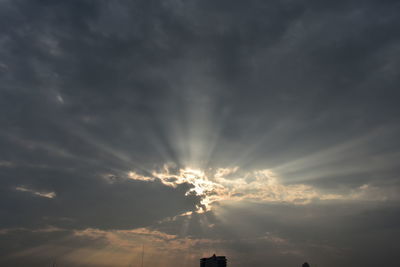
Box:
left=1, top=0, right=400, bottom=266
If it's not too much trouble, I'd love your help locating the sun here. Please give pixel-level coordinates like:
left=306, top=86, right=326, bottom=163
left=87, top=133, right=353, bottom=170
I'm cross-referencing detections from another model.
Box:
left=162, top=167, right=226, bottom=211
left=181, top=168, right=205, bottom=180
left=127, top=166, right=226, bottom=211
left=128, top=162, right=350, bottom=216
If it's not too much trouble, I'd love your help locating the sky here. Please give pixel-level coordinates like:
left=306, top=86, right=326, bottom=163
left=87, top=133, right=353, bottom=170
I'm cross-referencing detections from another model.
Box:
left=0, top=0, right=400, bottom=266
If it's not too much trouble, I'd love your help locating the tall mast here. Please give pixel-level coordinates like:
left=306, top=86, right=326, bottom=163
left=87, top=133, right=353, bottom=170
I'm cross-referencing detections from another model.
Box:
left=141, top=244, right=144, bottom=267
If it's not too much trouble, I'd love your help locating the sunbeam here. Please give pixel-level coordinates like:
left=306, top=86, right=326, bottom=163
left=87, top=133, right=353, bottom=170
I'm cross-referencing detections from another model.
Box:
left=1, top=1, right=400, bottom=266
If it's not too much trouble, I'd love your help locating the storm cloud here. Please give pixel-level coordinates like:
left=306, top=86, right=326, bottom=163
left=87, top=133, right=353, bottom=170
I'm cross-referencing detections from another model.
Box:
left=1, top=0, right=400, bottom=266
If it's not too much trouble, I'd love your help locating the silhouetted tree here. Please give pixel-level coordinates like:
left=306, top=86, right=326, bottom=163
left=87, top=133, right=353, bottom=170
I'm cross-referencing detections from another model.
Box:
left=302, top=262, right=310, bottom=267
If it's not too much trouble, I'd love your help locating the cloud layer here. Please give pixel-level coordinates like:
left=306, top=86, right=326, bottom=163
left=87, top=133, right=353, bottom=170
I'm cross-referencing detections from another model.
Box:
left=1, top=0, right=400, bottom=266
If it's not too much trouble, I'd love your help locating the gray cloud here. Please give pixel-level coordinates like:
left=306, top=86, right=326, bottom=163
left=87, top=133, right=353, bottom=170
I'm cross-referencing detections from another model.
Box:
left=1, top=0, right=400, bottom=266
left=0, top=165, right=201, bottom=230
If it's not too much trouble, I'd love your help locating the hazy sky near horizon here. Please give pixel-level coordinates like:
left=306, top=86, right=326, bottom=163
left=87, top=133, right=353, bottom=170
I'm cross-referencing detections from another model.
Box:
left=1, top=0, right=400, bottom=266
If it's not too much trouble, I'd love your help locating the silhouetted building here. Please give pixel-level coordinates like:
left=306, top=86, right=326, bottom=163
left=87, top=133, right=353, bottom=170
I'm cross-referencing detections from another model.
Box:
left=200, top=254, right=227, bottom=267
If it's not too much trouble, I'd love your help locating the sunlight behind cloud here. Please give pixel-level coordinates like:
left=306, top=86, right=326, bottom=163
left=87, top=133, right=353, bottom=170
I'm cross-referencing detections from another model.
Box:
left=127, top=165, right=366, bottom=212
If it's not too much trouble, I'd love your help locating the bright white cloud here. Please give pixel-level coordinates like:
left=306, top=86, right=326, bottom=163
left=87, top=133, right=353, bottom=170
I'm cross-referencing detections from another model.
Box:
left=127, top=166, right=377, bottom=211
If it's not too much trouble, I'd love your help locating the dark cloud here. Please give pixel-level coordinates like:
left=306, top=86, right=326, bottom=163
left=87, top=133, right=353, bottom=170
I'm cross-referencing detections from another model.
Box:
left=0, top=165, right=201, bottom=230
left=1, top=0, right=400, bottom=266
left=0, top=227, right=109, bottom=267
left=149, top=201, right=400, bottom=267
